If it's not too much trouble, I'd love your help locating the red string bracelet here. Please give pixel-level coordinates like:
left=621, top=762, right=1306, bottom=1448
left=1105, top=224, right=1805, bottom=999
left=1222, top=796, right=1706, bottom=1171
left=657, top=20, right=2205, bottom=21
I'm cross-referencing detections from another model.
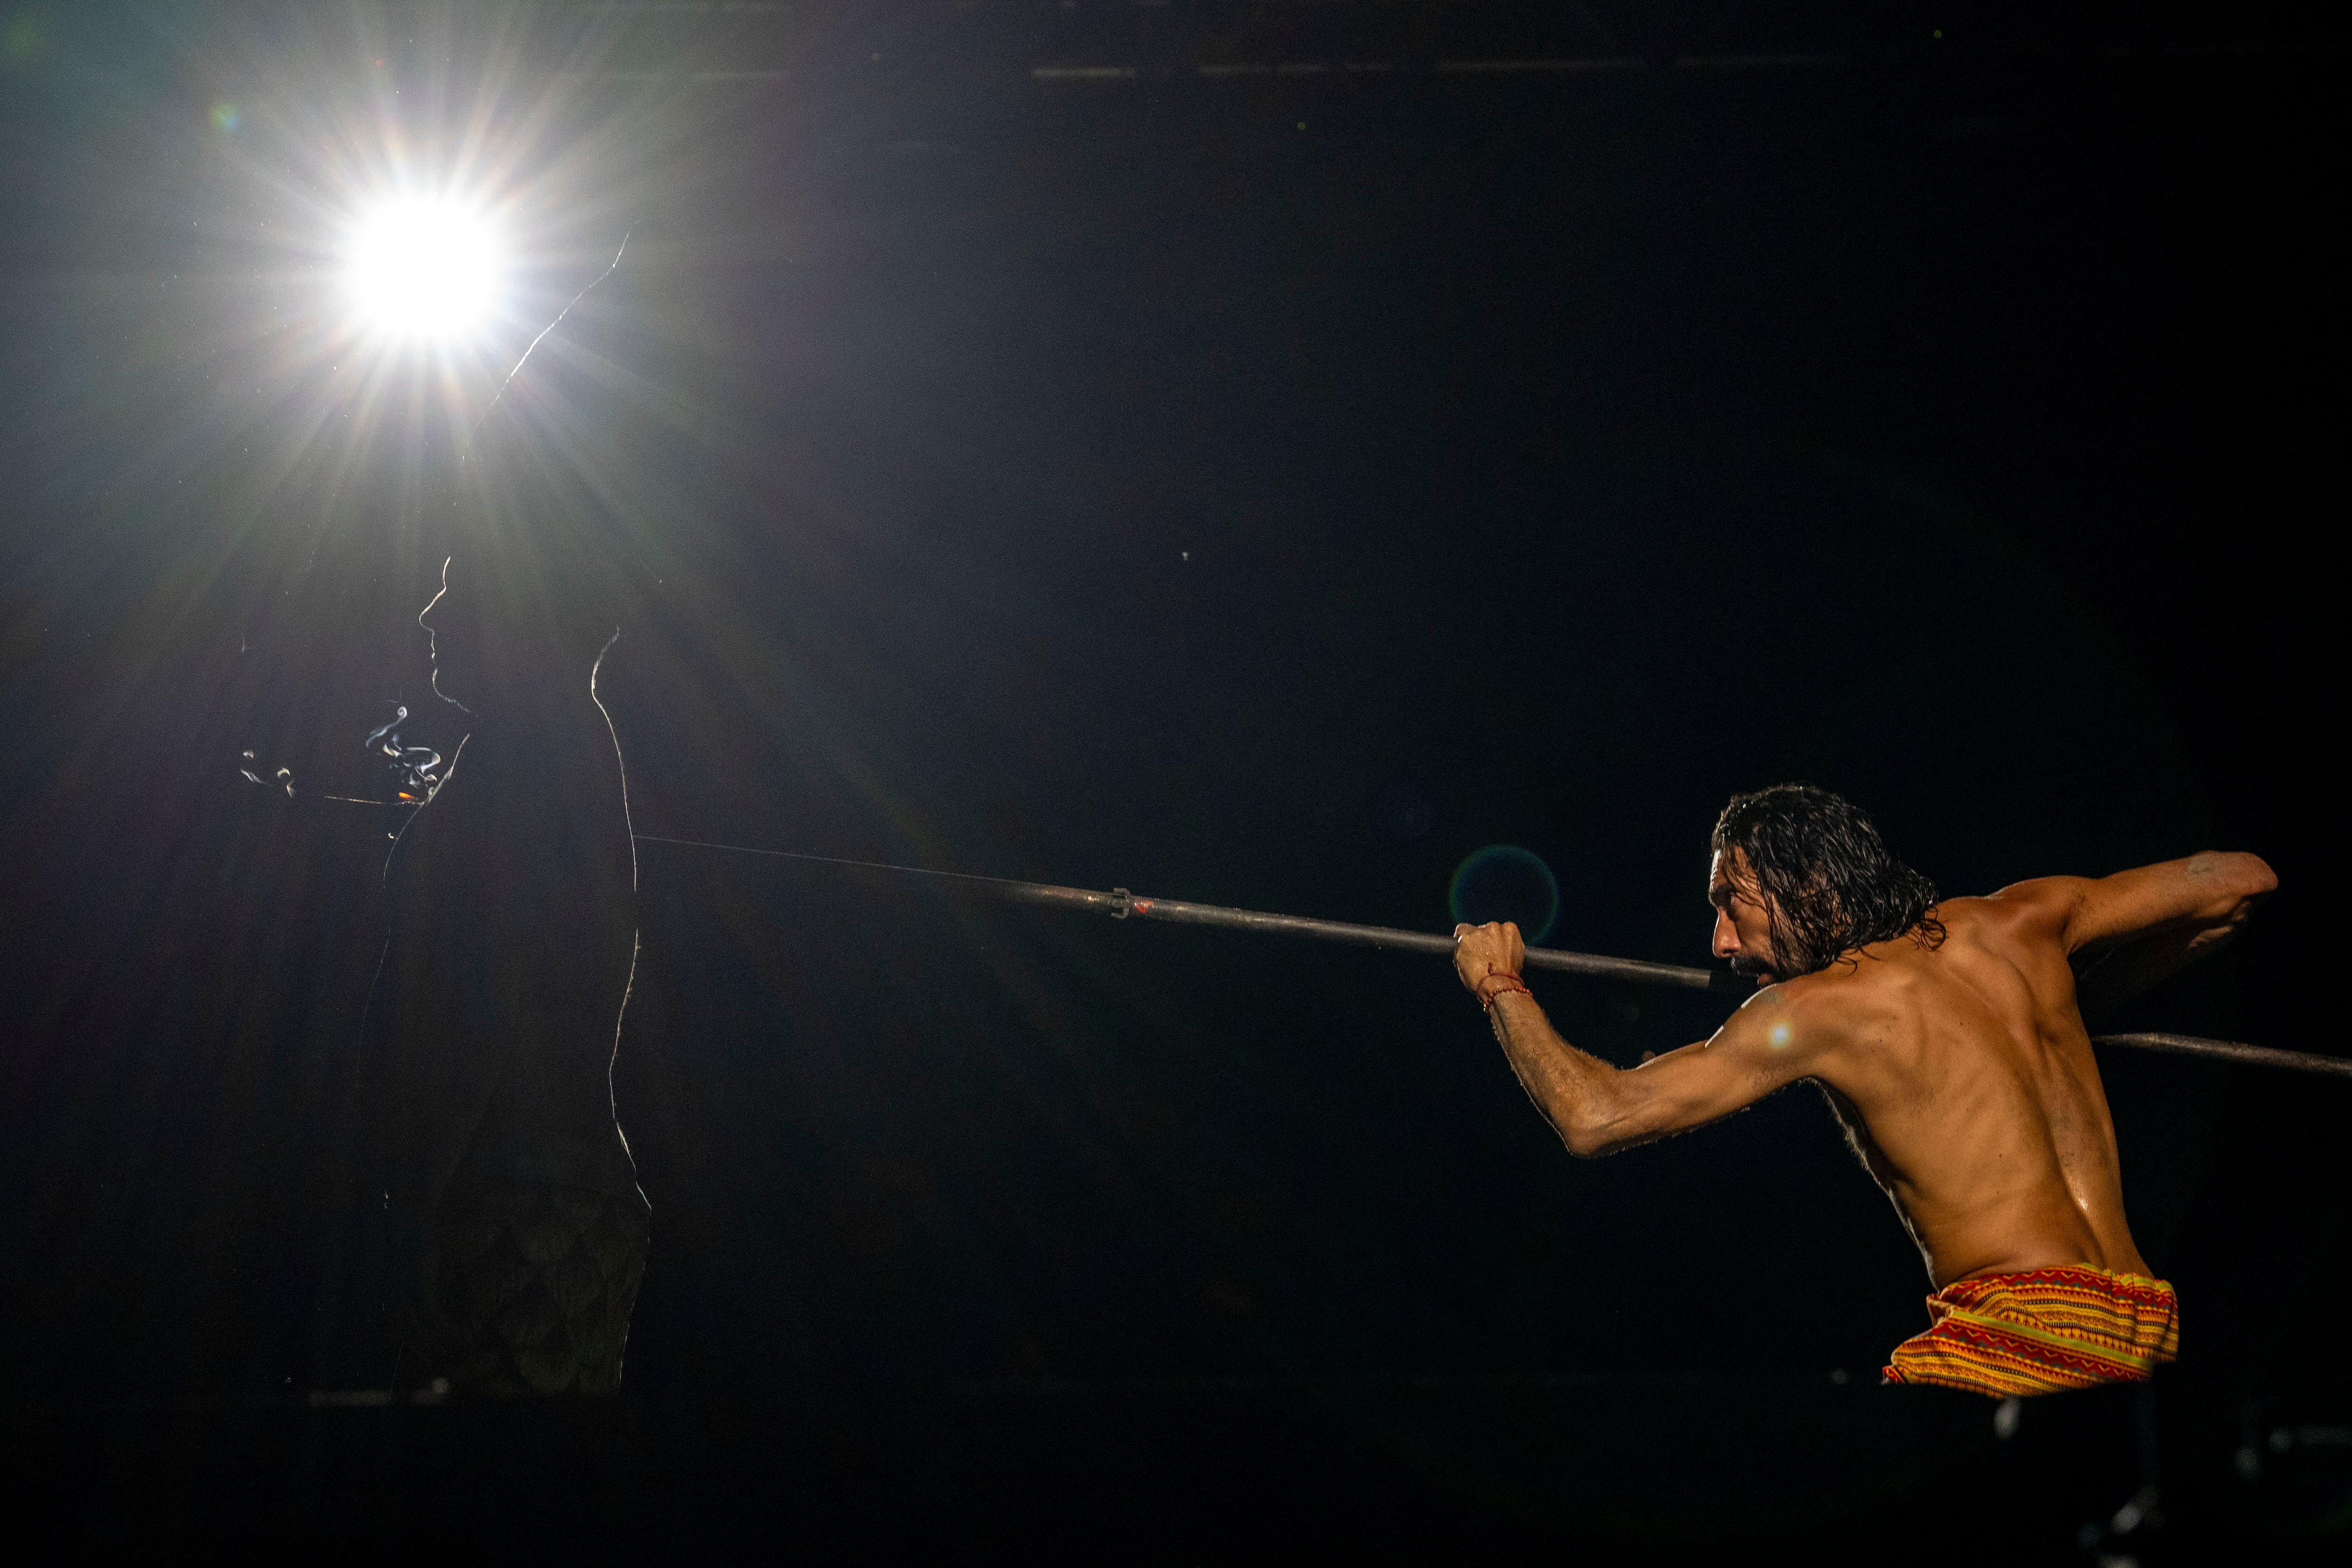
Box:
left=1476, top=971, right=1532, bottom=1011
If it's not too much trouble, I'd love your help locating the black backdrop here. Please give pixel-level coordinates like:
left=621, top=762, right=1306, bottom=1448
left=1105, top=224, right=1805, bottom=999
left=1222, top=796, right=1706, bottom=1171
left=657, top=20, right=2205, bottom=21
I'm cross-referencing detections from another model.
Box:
left=2, top=4, right=2345, bottom=1556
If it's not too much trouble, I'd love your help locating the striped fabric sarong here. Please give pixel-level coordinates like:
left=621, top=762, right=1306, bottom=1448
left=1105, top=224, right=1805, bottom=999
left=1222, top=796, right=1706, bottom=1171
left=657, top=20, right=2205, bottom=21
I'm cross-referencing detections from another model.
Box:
left=1881, top=1266, right=2178, bottom=1397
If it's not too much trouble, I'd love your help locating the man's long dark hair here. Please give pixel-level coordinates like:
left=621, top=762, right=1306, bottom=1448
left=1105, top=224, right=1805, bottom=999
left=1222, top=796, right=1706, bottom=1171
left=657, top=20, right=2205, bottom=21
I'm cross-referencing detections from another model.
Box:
left=1711, top=785, right=1945, bottom=978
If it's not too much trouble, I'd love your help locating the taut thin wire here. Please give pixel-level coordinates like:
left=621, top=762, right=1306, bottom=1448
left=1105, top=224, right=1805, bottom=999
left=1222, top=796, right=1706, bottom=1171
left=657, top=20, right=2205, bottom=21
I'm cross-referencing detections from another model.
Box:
left=464, top=226, right=634, bottom=451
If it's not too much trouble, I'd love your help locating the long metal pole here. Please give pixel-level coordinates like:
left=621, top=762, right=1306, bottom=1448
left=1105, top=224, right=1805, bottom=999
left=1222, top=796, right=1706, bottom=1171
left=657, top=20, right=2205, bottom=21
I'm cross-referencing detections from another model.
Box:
left=635, top=835, right=2352, bottom=1080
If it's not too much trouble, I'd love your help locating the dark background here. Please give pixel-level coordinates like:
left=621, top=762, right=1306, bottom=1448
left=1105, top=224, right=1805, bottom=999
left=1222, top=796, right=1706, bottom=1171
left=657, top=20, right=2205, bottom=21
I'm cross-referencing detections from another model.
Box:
left=1, top=2, right=2346, bottom=1557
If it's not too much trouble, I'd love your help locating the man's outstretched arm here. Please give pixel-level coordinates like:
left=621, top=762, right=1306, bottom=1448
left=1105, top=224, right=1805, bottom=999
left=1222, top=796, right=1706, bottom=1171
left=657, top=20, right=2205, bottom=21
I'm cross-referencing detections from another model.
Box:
left=1454, top=921, right=1827, bottom=1157
left=1990, top=852, right=2276, bottom=1017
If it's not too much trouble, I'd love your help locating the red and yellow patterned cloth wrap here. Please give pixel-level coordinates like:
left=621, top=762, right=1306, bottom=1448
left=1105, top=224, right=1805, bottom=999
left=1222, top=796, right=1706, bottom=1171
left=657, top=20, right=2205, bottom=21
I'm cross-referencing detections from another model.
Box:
left=1882, top=1266, right=2179, bottom=1397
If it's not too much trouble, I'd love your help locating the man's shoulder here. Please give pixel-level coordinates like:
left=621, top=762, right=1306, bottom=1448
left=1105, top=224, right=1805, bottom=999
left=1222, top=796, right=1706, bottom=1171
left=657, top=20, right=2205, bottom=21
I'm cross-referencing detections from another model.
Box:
left=1767, top=957, right=1910, bottom=1035
left=1936, top=886, right=2078, bottom=945
left=1775, top=904, right=2063, bottom=1025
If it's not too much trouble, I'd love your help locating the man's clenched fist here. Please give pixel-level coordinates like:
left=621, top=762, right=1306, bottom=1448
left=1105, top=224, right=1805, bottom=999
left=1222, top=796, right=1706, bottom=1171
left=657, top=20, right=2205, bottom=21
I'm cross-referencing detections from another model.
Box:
left=1453, top=920, right=1526, bottom=994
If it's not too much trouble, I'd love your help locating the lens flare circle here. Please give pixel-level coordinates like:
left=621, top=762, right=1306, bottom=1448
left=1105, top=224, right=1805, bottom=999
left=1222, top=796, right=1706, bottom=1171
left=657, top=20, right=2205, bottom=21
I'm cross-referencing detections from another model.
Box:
left=1448, top=844, right=1561, bottom=944
left=342, top=197, right=505, bottom=340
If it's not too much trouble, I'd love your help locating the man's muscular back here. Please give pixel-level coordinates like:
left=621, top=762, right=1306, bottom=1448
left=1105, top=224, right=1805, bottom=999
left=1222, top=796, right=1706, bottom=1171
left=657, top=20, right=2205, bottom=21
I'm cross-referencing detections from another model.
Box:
left=1458, top=849, right=2274, bottom=1290
left=1787, top=891, right=2148, bottom=1288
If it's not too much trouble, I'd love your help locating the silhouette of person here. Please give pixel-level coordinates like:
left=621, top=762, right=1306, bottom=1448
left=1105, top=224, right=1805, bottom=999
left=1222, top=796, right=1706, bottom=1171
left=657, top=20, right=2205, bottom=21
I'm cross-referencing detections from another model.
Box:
left=367, top=451, right=650, bottom=1396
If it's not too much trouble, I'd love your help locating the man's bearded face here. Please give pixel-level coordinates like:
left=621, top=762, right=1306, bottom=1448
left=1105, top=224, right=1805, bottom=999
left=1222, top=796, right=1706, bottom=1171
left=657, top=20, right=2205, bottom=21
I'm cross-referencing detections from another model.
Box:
left=1708, top=849, right=1786, bottom=984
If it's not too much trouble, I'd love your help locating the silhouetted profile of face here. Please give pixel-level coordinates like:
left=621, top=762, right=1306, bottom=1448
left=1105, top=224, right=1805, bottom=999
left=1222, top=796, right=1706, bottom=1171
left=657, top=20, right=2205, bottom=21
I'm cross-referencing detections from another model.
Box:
left=414, top=558, right=481, bottom=714
left=412, top=541, right=612, bottom=723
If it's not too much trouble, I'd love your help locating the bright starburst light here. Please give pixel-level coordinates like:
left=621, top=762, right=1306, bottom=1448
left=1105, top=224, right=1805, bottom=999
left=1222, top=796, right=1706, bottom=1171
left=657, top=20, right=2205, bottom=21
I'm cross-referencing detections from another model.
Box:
left=342, top=198, right=506, bottom=341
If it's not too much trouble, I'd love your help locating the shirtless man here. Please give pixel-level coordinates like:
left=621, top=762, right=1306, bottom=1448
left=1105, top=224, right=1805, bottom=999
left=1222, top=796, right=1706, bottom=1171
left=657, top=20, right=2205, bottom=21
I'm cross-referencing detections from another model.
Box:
left=1452, top=784, right=2275, bottom=1395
